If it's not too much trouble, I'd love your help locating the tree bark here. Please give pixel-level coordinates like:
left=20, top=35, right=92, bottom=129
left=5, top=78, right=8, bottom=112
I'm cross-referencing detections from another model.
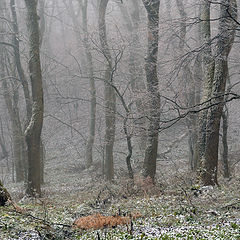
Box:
left=24, top=0, right=44, bottom=197
left=142, top=0, right=160, bottom=181
left=99, top=0, right=116, bottom=180
left=78, top=0, right=97, bottom=169
left=196, top=0, right=215, bottom=168
left=221, top=109, right=230, bottom=178
left=201, top=0, right=237, bottom=185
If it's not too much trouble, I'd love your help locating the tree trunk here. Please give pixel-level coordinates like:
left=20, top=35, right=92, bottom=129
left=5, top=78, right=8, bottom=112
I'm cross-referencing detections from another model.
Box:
left=196, top=0, right=215, bottom=168
left=221, top=109, right=230, bottom=178
left=201, top=0, right=237, bottom=185
left=10, top=0, right=32, bottom=121
left=0, top=0, right=25, bottom=182
left=99, top=0, right=116, bottom=181
left=38, top=0, right=46, bottom=184
left=142, top=0, right=160, bottom=181
left=63, top=0, right=86, bottom=68
left=0, top=118, right=9, bottom=164
left=64, top=1, right=96, bottom=165
left=119, top=1, right=147, bottom=153
left=176, top=0, right=199, bottom=172
left=24, top=0, right=44, bottom=197
left=79, top=0, right=97, bottom=169
left=192, top=57, right=203, bottom=170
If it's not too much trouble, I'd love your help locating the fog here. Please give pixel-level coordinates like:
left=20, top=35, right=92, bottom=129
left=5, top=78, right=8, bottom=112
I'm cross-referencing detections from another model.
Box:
left=0, top=0, right=240, bottom=238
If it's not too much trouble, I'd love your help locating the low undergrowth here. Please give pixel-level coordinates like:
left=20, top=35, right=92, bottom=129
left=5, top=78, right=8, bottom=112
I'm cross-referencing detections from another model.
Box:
left=0, top=178, right=239, bottom=239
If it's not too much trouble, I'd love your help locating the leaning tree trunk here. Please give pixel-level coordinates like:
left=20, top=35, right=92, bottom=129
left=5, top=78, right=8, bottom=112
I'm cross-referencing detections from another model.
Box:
left=24, top=0, right=44, bottom=197
left=201, top=0, right=237, bottom=185
left=142, top=0, right=160, bottom=181
left=10, top=0, right=32, bottom=122
left=99, top=0, right=116, bottom=181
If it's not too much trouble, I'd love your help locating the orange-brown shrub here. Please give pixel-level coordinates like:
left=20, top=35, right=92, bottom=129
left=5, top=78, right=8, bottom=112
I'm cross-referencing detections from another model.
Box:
left=73, top=212, right=141, bottom=230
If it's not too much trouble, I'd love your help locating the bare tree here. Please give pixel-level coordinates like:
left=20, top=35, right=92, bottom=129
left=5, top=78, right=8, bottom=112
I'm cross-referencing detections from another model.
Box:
left=199, top=0, right=237, bottom=185
left=99, top=0, right=116, bottom=180
left=24, top=0, right=44, bottom=196
left=78, top=0, right=97, bottom=168
left=196, top=0, right=215, bottom=175
left=142, top=0, right=160, bottom=181
left=10, top=0, right=32, bottom=121
left=176, top=0, right=199, bottom=171
left=0, top=0, right=26, bottom=182
left=118, top=0, right=147, bottom=153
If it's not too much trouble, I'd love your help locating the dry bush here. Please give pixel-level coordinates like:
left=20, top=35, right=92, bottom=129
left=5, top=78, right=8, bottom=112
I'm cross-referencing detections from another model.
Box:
left=73, top=213, right=140, bottom=230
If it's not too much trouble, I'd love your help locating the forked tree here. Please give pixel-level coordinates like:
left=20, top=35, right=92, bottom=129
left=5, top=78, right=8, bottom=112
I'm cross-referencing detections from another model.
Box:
left=197, top=0, right=237, bottom=185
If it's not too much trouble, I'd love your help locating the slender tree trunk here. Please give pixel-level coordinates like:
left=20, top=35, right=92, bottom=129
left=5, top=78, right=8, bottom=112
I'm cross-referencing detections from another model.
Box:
left=1, top=0, right=25, bottom=182
left=119, top=1, right=147, bottom=153
left=99, top=0, right=116, bottom=180
left=192, top=59, right=203, bottom=170
left=176, top=0, right=199, bottom=171
left=2, top=80, right=25, bottom=182
left=221, top=109, right=230, bottom=178
left=142, top=0, right=160, bottom=181
left=38, top=0, right=46, bottom=184
left=221, top=76, right=231, bottom=178
left=190, top=3, right=203, bottom=171
left=10, top=0, right=30, bottom=182
left=0, top=118, right=8, bottom=164
left=24, top=0, right=44, bottom=196
left=63, top=0, right=86, bottom=68
left=79, top=0, right=97, bottom=168
left=10, top=0, right=32, bottom=121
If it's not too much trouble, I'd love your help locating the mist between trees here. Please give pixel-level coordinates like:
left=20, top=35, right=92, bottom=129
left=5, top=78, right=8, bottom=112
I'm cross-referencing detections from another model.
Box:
left=0, top=0, right=240, bottom=199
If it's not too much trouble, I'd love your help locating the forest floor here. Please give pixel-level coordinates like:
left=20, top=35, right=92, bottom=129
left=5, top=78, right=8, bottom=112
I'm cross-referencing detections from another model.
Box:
left=0, top=171, right=239, bottom=239
left=1, top=128, right=240, bottom=239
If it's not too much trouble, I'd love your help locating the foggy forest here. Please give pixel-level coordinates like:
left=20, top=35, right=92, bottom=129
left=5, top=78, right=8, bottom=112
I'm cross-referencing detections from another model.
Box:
left=0, top=0, right=240, bottom=239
